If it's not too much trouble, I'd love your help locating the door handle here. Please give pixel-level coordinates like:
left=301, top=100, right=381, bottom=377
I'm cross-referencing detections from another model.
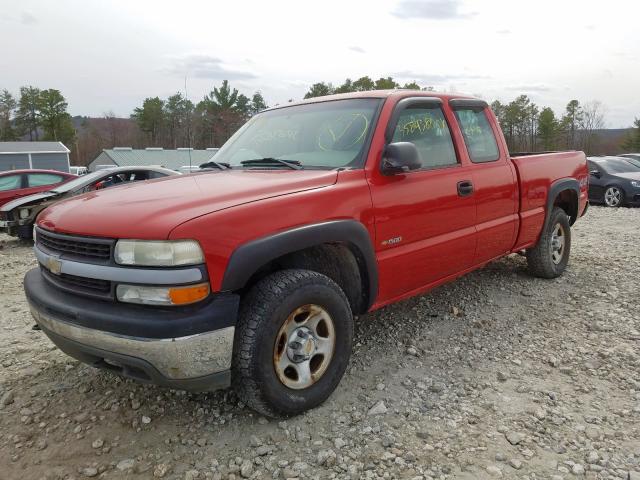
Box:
left=457, top=180, right=474, bottom=197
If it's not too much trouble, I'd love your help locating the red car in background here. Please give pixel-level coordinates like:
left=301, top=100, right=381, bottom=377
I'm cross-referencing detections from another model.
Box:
left=0, top=170, right=77, bottom=207
left=0, top=169, right=76, bottom=208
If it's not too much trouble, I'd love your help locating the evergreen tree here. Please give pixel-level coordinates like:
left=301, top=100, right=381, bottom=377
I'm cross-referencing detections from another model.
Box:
left=131, top=97, right=165, bottom=145
left=561, top=100, right=583, bottom=149
left=402, top=81, right=421, bottom=90
left=537, top=107, right=559, bottom=150
left=334, top=79, right=354, bottom=94
left=622, top=118, right=640, bottom=151
left=164, top=93, right=194, bottom=148
left=250, top=92, right=268, bottom=115
left=38, top=89, right=76, bottom=145
left=16, top=86, right=41, bottom=140
left=374, top=77, right=399, bottom=89
left=352, top=76, right=375, bottom=91
left=0, top=90, right=17, bottom=141
left=304, top=82, right=334, bottom=99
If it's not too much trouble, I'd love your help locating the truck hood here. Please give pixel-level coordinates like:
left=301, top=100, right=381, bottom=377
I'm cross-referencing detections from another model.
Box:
left=1, top=191, right=58, bottom=212
left=37, top=170, right=338, bottom=238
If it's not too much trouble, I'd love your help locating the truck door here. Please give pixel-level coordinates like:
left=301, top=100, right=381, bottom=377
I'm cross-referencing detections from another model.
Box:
left=368, top=97, right=477, bottom=302
left=450, top=100, right=518, bottom=265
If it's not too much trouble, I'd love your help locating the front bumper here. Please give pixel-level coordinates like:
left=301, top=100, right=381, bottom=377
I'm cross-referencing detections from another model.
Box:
left=25, top=268, right=239, bottom=391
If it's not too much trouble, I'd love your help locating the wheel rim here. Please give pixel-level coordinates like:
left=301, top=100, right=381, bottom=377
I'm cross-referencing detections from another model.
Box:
left=604, top=187, right=621, bottom=207
left=273, top=304, right=336, bottom=390
left=549, top=223, right=565, bottom=265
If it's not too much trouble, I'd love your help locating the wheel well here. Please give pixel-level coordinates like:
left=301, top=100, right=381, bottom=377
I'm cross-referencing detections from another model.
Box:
left=241, top=243, right=369, bottom=315
left=553, top=189, right=579, bottom=225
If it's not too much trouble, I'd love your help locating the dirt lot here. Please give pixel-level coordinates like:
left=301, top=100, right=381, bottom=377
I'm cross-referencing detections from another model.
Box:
left=1, top=206, right=639, bottom=480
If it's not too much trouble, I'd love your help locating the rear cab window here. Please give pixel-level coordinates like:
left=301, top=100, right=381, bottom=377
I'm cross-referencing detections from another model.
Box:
left=453, top=107, right=500, bottom=163
left=390, top=104, right=458, bottom=169
left=0, top=174, right=22, bottom=191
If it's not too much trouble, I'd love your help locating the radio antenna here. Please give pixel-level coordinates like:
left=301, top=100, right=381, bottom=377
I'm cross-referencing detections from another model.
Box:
left=184, top=75, right=192, bottom=171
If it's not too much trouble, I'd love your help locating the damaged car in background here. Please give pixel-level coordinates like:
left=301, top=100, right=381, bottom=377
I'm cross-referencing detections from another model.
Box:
left=0, top=166, right=178, bottom=239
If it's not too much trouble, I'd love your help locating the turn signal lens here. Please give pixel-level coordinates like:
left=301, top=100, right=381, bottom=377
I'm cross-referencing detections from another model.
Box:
left=168, top=283, right=210, bottom=305
left=116, top=282, right=210, bottom=306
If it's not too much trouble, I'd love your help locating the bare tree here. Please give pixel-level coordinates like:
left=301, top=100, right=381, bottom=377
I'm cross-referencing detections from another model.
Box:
left=580, top=101, right=606, bottom=154
left=103, top=111, right=120, bottom=146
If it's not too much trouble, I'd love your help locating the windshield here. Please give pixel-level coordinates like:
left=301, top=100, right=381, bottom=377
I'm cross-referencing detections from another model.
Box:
left=601, top=159, right=640, bottom=174
left=50, top=170, right=108, bottom=193
left=213, top=98, right=382, bottom=169
left=623, top=157, right=640, bottom=169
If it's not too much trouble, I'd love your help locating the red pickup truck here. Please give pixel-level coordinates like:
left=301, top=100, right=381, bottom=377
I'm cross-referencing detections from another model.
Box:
left=24, top=91, right=588, bottom=417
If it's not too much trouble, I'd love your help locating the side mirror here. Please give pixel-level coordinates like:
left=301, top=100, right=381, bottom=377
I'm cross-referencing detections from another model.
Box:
left=381, top=142, right=422, bottom=175
left=590, top=169, right=600, bottom=178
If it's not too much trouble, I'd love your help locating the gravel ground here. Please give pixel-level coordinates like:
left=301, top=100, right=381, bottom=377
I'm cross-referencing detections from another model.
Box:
left=1, top=206, right=639, bottom=480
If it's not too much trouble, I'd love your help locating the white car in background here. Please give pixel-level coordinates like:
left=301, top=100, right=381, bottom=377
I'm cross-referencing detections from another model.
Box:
left=69, top=166, right=88, bottom=176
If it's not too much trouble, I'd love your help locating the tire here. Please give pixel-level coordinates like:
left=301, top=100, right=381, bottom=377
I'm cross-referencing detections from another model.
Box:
left=17, top=224, right=34, bottom=241
left=526, top=207, right=571, bottom=279
left=603, top=186, right=624, bottom=207
left=232, top=269, right=354, bottom=418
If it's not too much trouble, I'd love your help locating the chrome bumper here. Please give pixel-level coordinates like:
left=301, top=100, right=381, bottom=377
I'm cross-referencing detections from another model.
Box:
left=29, top=302, right=235, bottom=380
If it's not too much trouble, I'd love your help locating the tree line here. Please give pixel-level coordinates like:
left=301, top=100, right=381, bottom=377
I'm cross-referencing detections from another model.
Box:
left=490, top=96, right=606, bottom=154
left=130, top=80, right=268, bottom=149
left=2, top=78, right=637, bottom=166
left=303, top=76, right=428, bottom=98
left=622, top=118, right=640, bottom=151
left=0, top=87, right=76, bottom=145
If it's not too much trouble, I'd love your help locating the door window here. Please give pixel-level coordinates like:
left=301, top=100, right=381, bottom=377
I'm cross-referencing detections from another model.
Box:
left=391, top=106, right=458, bottom=169
left=454, top=108, right=500, bottom=163
left=0, top=175, right=22, bottom=191
left=27, top=173, right=64, bottom=187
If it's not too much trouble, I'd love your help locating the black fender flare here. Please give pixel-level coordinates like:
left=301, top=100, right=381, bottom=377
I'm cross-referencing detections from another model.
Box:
left=544, top=178, right=580, bottom=230
left=221, top=220, right=379, bottom=310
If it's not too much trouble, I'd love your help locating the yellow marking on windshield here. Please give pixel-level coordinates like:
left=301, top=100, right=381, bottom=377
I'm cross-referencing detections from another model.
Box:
left=318, top=113, right=369, bottom=151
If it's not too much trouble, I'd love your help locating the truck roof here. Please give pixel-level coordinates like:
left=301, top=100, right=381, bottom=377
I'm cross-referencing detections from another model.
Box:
left=264, top=89, right=477, bottom=112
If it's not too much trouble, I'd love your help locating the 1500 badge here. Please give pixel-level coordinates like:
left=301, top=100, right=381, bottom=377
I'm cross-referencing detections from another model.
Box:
left=381, top=236, right=403, bottom=246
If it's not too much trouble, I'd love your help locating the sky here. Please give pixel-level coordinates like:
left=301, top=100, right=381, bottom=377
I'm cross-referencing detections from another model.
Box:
left=1, top=0, right=639, bottom=128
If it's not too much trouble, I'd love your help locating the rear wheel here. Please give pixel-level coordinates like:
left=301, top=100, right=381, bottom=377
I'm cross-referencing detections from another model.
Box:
left=526, top=207, right=571, bottom=279
left=603, top=186, right=623, bottom=207
left=232, top=269, right=353, bottom=418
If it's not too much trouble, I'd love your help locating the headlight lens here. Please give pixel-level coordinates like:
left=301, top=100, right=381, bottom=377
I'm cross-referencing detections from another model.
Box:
left=116, top=282, right=210, bottom=306
left=114, top=240, right=204, bottom=266
left=631, top=180, right=640, bottom=188
left=19, top=208, right=30, bottom=219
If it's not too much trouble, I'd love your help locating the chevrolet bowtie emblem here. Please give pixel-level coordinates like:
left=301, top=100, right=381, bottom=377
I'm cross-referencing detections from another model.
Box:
left=47, top=256, right=62, bottom=275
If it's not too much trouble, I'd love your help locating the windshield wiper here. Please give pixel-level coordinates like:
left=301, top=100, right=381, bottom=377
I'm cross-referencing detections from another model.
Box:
left=240, top=158, right=303, bottom=170
left=199, top=160, right=231, bottom=170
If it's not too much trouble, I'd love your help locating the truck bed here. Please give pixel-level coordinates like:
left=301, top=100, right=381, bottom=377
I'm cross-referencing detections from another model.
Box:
left=510, top=150, right=588, bottom=250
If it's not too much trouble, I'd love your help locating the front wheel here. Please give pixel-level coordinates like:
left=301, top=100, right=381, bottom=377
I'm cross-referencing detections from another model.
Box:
left=603, top=186, right=623, bottom=207
left=526, top=207, right=571, bottom=279
left=232, top=269, right=353, bottom=418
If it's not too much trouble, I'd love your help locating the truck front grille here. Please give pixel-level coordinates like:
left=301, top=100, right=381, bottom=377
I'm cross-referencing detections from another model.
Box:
left=41, top=268, right=112, bottom=298
left=36, top=228, right=113, bottom=261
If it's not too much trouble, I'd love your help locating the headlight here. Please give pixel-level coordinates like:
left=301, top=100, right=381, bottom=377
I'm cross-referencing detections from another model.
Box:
left=631, top=180, right=640, bottom=188
left=114, top=240, right=204, bottom=266
left=116, top=282, right=210, bottom=306
left=19, top=208, right=30, bottom=219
